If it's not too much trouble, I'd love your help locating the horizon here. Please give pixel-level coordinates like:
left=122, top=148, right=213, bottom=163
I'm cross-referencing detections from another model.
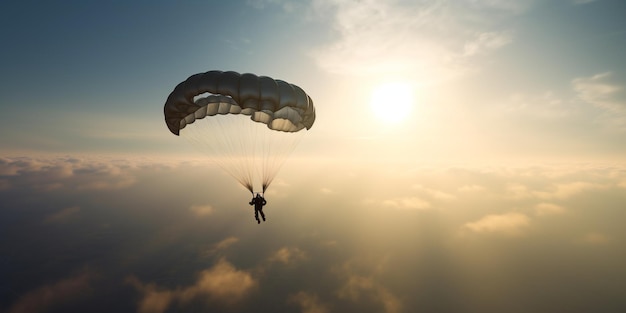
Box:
left=1, top=1, right=625, bottom=313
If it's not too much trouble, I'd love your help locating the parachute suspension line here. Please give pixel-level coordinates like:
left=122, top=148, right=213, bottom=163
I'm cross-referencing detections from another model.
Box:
left=261, top=120, right=271, bottom=192
left=262, top=130, right=305, bottom=193
left=211, top=115, right=251, bottom=191
left=229, top=114, right=254, bottom=192
left=262, top=128, right=270, bottom=193
left=182, top=114, right=253, bottom=192
left=251, top=114, right=262, bottom=194
left=181, top=109, right=307, bottom=194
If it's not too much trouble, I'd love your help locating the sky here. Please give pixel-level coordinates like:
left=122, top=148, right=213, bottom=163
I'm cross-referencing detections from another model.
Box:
left=1, top=1, right=626, bottom=313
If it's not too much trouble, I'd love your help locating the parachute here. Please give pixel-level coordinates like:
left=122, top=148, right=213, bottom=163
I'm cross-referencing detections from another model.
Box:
left=164, top=70, right=315, bottom=194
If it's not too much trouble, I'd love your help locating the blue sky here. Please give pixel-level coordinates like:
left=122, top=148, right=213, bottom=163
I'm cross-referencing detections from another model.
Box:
left=1, top=0, right=625, bottom=160
left=1, top=1, right=626, bottom=313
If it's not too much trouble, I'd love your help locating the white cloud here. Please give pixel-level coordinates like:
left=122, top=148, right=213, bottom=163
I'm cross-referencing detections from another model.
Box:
left=572, top=72, right=626, bottom=130
left=464, top=212, right=530, bottom=235
left=573, top=72, right=625, bottom=113
left=310, top=0, right=518, bottom=81
left=463, top=31, right=513, bottom=56
left=504, top=91, right=577, bottom=120
left=496, top=73, right=626, bottom=134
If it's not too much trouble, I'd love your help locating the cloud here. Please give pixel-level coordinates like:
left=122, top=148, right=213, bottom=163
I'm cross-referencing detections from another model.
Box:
left=504, top=183, right=534, bottom=199
left=127, top=258, right=257, bottom=313
left=189, top=204, right=214, bottom=217
left=467, top=0, right=535, bottom=14
left=463, top=31, right=512, bottom=56
left=7, top=269, right=94, bottom=313
left=464, top=212, right=530, bottom=235
left=0, top=157, right=46, bottom=176
left=202, top=237, right=240, bottom=257
left=337, top=275, right=375, bottom=301
left=247, top=0, right=302, bottom=12
left=335, top=257, right=402, bottom=313
left=0, top=156, right=139, bottom=191
left=502, top=181, right=603, bottom=200
left=503, top=91, right=578, bottom=120
left=580, top=232, right=610, bottom=245
left=494, top=73, right=626, bottom=137
left=181, top=259, right=256, bottom=303
left=213, top=236, right=240, bottom=251
left=458, top=184, right=486, bottom=192
left=534, top=181, right=603, bottom=200
left=573, top=72, right=626, bottom=130
left=3, top=156, right=626, bottom=312
left=268, top=246, right=308, bottom=265
left=263, top=178, right=292, bottom=198
left=310, top=0, right=518, bottom=81
left=125, top=280, right=174, bottom=313
left=320, top=187, right=335, bottom=194
left=44, top=206, right=81, bottom=223
left=573, top=72, right=625, bottom=113
left=382, top=197, right=431, bottom=210
left=412, top=184, right=456, bottom=200
left=288, top=291, right=330, bottom=313
left=534, top=203, right=566, bottom=216
left=572, top=0, right=597, bottom=4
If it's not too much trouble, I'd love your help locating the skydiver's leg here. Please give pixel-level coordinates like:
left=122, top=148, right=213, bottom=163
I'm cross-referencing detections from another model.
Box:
left=255, top=209, right=260, bottom=224
left=260, top=209, right=265, bottom=221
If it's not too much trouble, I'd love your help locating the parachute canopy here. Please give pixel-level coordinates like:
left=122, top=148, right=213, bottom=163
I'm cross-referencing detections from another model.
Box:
left=164, top=70, right=315, bottom=136
left=164, top=71, right=315, bottom=193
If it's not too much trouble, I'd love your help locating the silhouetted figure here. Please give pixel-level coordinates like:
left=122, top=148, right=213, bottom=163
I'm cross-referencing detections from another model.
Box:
left=249, top=194, right=267, bottom=224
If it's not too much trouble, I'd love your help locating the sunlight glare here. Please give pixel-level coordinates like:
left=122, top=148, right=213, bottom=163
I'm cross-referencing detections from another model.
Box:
left=370, top=82, right=414, bottom=124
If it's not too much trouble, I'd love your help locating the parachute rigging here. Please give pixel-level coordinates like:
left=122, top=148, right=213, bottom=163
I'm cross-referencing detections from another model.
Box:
left=164, top=71, right=315, bottom=193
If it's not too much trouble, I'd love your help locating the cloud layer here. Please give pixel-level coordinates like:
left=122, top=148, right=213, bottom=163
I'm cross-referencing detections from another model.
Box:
left=2, top=155, right=625, bottom=313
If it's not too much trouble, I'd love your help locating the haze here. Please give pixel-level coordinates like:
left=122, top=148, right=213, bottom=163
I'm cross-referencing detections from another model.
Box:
left=1, top=1, right=625, bottom=313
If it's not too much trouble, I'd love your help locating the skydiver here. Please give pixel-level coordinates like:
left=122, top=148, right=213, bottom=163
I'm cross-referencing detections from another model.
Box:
left=249, top=193, right=267, bottom=224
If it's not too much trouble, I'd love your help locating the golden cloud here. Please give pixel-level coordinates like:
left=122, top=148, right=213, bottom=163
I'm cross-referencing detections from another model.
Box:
left=127, top=258, right=257, bottom=313
left=288, top=291, right=330, bottom=313
left=464, top=212, right=530, bottom=235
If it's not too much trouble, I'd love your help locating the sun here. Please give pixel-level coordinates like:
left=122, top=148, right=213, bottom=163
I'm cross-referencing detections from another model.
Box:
left=369, top=82, right=414, bottom=124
